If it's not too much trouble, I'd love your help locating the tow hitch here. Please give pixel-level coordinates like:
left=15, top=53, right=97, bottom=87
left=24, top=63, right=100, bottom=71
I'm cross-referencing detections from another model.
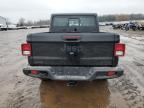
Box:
left=67, top=81, right=78, bottom=87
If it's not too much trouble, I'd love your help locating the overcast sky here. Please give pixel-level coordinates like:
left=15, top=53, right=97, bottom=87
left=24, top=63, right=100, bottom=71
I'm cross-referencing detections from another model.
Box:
left=0, top=0, right=143, bottom=23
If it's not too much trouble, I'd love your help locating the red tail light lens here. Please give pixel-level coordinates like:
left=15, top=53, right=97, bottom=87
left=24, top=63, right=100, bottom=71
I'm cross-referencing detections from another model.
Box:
left=107, top=71, right=116, bottom=76
left=31, top=70, right=39, bottom=75
left=115, top=43, right=125, bottom=57
left=21, top=43, right=31, bottom=56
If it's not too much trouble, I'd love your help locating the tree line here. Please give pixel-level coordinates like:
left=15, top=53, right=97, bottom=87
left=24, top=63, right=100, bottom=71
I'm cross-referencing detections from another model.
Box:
left=98, top=14, right=144, bottom=22
left=16, top=14, right=144, bottom=26
left=17, top=18, right=50, bottom=26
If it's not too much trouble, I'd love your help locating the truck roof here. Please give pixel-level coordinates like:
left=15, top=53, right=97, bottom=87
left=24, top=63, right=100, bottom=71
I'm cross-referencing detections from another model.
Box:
left=51, top=13, right=97, bottom=17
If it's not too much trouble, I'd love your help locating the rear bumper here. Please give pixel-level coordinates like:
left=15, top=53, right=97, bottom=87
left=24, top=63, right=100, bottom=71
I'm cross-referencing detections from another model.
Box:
left=23, top=66, right=124, bottom=81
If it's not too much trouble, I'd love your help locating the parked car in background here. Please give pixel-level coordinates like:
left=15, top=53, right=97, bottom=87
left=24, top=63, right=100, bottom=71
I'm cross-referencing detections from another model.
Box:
left=112, top=22, right=141, bottom=31
left=7, top=24, right=18, bottom=30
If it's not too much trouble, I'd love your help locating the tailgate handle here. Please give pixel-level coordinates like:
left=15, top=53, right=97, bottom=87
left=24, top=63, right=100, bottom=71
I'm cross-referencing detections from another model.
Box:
left=63, top=36, right=81, bottom=41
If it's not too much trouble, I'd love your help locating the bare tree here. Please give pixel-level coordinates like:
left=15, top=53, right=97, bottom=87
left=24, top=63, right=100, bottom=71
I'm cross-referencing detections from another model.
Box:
left=17, top=18, right=25, bottom=26
left=5, top=18, right=11, bottom=25
left=25, top=20, right=33, bottom=26
left=99, top=14, right=144, bottom=22
left=115, top=14, right=129, bottom=21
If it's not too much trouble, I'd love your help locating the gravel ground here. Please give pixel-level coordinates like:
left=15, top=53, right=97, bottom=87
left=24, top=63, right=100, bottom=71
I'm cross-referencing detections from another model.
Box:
left=0, top=27, right=144, bottom=108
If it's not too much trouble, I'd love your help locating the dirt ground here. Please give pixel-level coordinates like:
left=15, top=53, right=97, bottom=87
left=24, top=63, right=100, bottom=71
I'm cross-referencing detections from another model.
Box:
left=0, top=27, right=144, bottom=108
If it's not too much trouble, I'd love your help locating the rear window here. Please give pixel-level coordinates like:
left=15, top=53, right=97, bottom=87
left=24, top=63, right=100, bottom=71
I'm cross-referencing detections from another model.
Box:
left=53, top=16, right=96, bottom=27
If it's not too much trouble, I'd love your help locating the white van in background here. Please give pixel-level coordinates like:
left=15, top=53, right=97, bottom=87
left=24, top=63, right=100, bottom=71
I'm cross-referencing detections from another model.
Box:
left=0, top=16, right=8, bottom=31
left=0, top=24, right=7, bottom=31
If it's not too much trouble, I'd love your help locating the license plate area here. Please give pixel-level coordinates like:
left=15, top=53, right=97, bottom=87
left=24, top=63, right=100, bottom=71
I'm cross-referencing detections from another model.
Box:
left=52, top=67, right=92, bottom=76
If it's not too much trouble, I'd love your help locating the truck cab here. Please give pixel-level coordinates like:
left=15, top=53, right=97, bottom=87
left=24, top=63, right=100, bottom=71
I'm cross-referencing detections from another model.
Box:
left=50, top=13, right=99, bottom=33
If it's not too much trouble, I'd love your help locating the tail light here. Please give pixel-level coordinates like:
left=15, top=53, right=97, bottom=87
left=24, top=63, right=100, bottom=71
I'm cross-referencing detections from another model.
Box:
left=114, top=43, right=125, bottom=57
left=21, top=43, right=31, bottom=56
left=31, top=70, right=39, bottom=75
left=106, top=71, right=116, bottom=76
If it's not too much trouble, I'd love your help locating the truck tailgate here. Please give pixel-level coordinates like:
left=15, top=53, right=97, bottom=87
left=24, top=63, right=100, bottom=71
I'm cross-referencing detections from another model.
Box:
left=27, top=32, right=119, bottom=67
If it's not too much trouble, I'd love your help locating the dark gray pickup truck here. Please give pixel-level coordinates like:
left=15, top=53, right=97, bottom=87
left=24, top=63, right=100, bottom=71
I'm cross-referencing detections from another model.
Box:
left=21, top=13, right=125, bottom=83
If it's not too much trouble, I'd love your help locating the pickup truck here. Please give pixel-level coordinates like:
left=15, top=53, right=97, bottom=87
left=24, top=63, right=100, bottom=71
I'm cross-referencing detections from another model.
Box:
left=21, top=13, right=125, bottom=84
